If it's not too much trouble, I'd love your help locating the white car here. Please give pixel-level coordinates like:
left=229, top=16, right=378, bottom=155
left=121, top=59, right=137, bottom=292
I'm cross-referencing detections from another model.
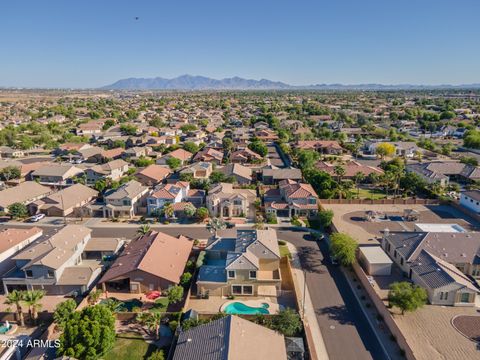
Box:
left=29, top=214, right=46, bottom=222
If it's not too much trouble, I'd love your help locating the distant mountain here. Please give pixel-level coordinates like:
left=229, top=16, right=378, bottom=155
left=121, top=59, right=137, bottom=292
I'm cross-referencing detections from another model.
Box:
left=101, top=75, right=480, bottom=90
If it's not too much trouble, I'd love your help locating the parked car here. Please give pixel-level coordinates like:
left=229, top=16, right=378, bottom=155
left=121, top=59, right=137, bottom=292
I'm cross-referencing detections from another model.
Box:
left=28, top=213, right=45, bottom=222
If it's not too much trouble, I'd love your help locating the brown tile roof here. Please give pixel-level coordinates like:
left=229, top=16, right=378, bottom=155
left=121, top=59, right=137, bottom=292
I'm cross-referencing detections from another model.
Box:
left=99, top=231, right=193, bottom=284
left=167, top=148, right=193, bottom=161
left=137, top=164, right=172, bottom=182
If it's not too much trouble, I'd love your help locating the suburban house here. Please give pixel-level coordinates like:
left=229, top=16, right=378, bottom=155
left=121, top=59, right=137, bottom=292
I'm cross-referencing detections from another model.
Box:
left=264, top=180, right=319, bottom=218
left=156, top=149, right=193, bottom=166
left=0, top=227, right=43, bottom=276
left=207, top=183, right=256, bottom=219
left=98, top=231, right=193, bottom=294
left=255, top=129, right=278, bottom=142
left=296, top=140, right=343, bottom=155
left=381, top=231, right=480, bottom=306
left=103, top=180, right=150, bottom=218
left=76, top=120, right=104, bottom=137
left=218, top=163, right=252, bottom=184
left=173, top=315, right=287, bottom=360
left=135, top=164, right=172, bottom=186
left=316, top=160, right=383, bottom=179
left=366, top=141, right=419, bottom=158
left=407, top=162, right=480, bottom=186
left=29, top=184, right=98, bottom=217
left=0, top=146, right=24, bottom=158
left=197, top=229, right=282, bottom=297
left=0, top=182, right=53, bottom=213
left=31, top=164, right=83, bottom=186
left=2, top=225, right=119, bottom=295
left=261, top=167, right=303, bottom=185
left=179, top=162, right=213, bottom=179
left=122, top=146, right=150, bottom=159
left=85, top=159, right=129, bottom=185
left=230, top=148, right=263, bottom=164
left=460, top=190, right=480, bottom=213
left=193, top=148, right=224, bottom=165
left=147, top=181, right=190, bottom=215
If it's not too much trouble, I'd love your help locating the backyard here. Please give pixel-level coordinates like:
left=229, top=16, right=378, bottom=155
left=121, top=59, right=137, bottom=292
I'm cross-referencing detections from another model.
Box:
left=104, top=332, right=158, bottom=360
left=356, top=188, right=387, bottom=200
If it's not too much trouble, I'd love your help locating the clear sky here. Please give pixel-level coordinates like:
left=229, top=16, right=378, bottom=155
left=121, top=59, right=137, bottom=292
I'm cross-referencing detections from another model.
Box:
left=1, top=0, right=479, bottom=88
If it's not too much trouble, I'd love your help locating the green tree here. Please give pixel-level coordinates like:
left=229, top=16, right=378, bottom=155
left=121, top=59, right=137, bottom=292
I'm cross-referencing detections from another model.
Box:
left=0, top=165, right=21, bottom=181
left=8, top=203, right=28, bottom=219
left=23, top=290, right=45, bottom=324
left=136, top=311, right=163, bottom=339
left=183, top=141, right=199, bottom=154
left=207, top=217, right=226, bottom=237
left=53, top=299, right=77, bottom=330
left=166, top=285, right=184, bottom=304
left=163, top=203, right=174, bottom=218
left=222, top=137, right=234, bottom=152
left=209, top=170, right=227, bottom=184
left=4, top=290, right=26, bottom=326
left=352, top=172, right=366, bottom=198
left=137, top=224, right=151, bottom=235
left=147, top=350, right=165, bottom=360
left=196, top=207, right=209, bottom=221
left=317, top=209, right=334, bottom=228
left=248, top=140, right=268, bottom=157
left=135, top=156, right=155, bottom=167
left=183, top=203, right=196, bottom=217
left=329, top=233, right=358, bottom=266
left=270, top=308, right=302, bottom=336
left=57, top=305, right=116, bottom=359
left=388, top=282, right=427, bottom=315
left=180, top=272, right=192, bottom=287
left=166, top=157, right=182, bottom=170
left=297, top=150, right=320, bottom=170
left=333, top=165, right=346, bottom=182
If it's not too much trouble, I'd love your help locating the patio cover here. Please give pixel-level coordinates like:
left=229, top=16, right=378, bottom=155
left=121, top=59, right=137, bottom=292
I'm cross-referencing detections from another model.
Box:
left=257, top=285, right=277, bottom=297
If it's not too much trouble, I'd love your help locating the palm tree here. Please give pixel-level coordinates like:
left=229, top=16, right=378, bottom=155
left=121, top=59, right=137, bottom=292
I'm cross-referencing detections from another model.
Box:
left=87, top=289, right=103, bottom=305
left=333, top=165, right=346, bottom=183
left=137, top=311, right=163, bottom=340
left=137, top=224, right=151, bottom=235
left=5, top=290, right=26, bottom=326
left=23, top=290, right=45, bottom=324
left=103, top=298, right=122, bottom=313
left=163, top=203, right=174, bottom=219
left=352, top=172, right=365, bottom=199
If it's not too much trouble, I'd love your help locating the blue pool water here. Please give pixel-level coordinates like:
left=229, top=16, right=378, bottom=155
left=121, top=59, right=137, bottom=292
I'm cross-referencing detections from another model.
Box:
left=0, top=325, right=11, bottom=334
left=224, top=302, right=269, bottom=315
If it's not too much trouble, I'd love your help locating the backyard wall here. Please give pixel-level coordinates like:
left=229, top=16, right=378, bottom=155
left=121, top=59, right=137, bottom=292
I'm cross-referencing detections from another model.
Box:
left=351, top=262, right=416, bottom=360
left=320, top=198, right=439, bottom=205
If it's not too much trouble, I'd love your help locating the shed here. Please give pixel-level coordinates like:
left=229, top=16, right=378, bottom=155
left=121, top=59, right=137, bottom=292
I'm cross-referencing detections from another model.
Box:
left=358, top=246, right=392, bottom=276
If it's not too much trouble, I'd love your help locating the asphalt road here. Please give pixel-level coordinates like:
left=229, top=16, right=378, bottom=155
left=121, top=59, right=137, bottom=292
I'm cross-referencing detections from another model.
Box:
left=1, top=223, right=384, bottom=359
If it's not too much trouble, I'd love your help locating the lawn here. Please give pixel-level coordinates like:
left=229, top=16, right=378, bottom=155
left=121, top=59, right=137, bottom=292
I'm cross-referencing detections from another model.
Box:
left=279, top=244, right=291, bottom=259
left=151, top=297, right=169, bottom=312
left=104, top=332, right=157, bottom=360
left=356, top=188, right=386, bottom=200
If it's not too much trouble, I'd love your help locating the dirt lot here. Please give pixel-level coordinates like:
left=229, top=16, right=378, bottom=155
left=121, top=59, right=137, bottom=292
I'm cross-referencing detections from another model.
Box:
left=323, top=203, right=479, bottom=244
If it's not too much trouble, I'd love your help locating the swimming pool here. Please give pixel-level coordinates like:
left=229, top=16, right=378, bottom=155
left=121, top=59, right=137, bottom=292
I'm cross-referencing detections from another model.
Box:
left=223, top=302, right=270, bottom=315
left=0, top=323, right=11, bottom=334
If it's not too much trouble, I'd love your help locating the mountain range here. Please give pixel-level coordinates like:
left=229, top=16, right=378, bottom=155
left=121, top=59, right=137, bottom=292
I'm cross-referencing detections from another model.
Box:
left=101, top=75, right=480, bottom=90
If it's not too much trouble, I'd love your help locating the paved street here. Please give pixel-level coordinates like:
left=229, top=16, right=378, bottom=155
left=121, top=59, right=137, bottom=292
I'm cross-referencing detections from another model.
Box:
left=0, top=222, right=385, bottom=359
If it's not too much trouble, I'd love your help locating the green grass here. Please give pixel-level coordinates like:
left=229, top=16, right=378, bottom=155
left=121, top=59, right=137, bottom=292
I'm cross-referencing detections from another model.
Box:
left=151, top=297, right=169, bottom=312
left=279, top=245, right=291, bottom=259
left=103, top=332, right=157, bottom=360
left=356, top=188, right=386, bottom=200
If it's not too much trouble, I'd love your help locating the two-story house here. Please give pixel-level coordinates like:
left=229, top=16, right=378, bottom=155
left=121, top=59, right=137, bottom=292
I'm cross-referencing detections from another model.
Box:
left=147, top=181, right=190, bottom=215
left=197, top=229, right=282, bottom=297
left=264, top=180, right=319, bottom=218
left=179, top=162, right=213, bottom=179
left=2, top=225, right=121, bottom=295
left=207, top=183, right=256, bottom=219
left=103, top=180, right=150, bottom=218
left=85, top=159, right=129, bottom=185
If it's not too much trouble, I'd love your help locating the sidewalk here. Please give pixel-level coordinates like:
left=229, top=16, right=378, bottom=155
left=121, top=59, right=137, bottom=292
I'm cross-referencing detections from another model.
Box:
left=286, top=242, right=329, bottom=360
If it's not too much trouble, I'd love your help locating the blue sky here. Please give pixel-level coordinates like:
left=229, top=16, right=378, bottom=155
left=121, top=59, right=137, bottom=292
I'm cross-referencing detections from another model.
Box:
left=1, top=0, right=479, bottom=88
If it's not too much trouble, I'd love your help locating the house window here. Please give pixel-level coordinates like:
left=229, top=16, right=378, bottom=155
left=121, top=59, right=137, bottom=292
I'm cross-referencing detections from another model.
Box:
left=25, top=270, right=33, bottom=278
left=308, top=198, right=316, bottom=204
left=228, top=270, right=236, bottom=279
left=47, top=270, right=54, bottom=278
left=242, top=285, right=253, bottom=295
left=249, top=271, right=257, bottom=279
left=232, top=285, right=242, bottom=295
left=400, top=257, right=404, bottom=265
left=233, top=200, right=242, bottom=206
left=123, top=199, right=131, bottom=206
left=460, top=293, right=470, bottom=303
left=393, top=250, right=397, bottom=258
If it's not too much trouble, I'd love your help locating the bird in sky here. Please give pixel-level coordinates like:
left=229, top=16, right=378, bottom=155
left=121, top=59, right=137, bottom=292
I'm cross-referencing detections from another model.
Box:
left=134, top=17, right=139, bottom=20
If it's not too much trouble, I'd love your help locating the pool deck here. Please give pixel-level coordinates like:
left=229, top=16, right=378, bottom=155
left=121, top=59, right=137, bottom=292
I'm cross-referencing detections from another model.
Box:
left=187, top=295, right=286, bottom=315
